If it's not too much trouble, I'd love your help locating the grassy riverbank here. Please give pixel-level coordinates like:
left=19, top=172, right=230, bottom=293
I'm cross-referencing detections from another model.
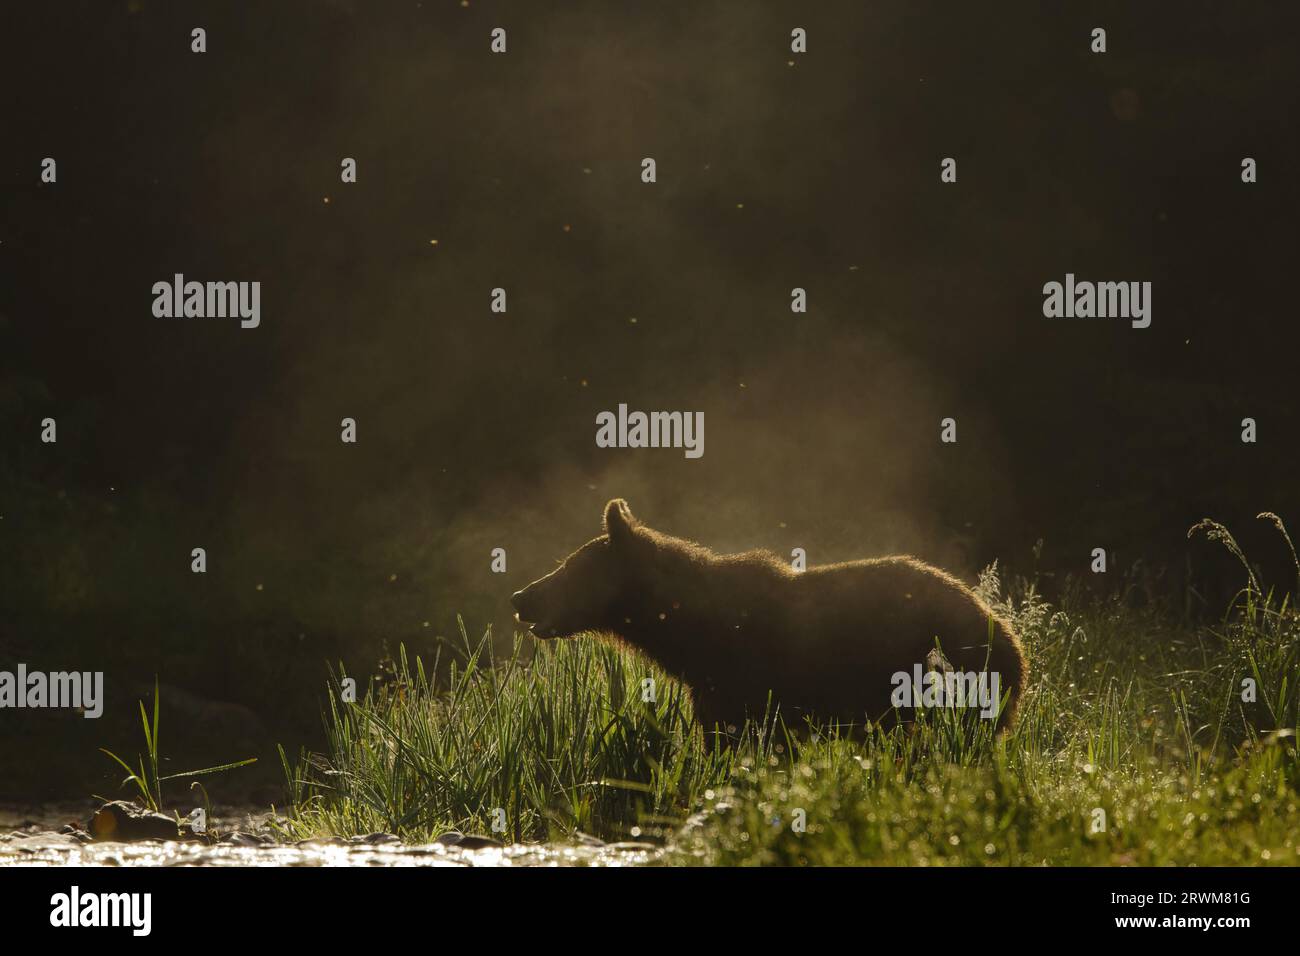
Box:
left=279, top=522, right=1300, bottom=865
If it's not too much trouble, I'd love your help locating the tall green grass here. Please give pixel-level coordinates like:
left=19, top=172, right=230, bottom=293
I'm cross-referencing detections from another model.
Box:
left=278, top=626, right=764, bottom=842
left=280, top=517, right=1300, bottom=864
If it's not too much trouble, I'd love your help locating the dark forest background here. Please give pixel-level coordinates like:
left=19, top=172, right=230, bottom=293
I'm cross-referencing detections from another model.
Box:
left=1, top=1, right=1296, bottom=798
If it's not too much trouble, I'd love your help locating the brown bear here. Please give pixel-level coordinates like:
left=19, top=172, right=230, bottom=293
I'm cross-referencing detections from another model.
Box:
left=511, top=499, right=1028, bottom=745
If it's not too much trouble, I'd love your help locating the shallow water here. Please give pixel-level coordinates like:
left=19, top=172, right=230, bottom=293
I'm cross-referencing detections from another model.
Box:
left=0, top=804, right=662, bottom=867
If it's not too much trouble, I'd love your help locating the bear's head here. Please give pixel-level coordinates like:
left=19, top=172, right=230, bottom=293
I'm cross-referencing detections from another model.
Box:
left=511, top=498, right=642, bottom=639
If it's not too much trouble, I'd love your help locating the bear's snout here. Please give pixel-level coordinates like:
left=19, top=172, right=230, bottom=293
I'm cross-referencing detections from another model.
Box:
left=510, top=587, right=534, bottom=620
left=511, top=585, right=550, bottom=634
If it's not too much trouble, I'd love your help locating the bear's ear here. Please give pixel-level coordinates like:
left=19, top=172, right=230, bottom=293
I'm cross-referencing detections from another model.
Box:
left=603, top=498, right=638, bottom=544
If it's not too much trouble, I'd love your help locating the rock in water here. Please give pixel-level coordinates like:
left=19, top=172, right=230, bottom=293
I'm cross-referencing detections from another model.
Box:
left=89, top=801, right=191, bottom=842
